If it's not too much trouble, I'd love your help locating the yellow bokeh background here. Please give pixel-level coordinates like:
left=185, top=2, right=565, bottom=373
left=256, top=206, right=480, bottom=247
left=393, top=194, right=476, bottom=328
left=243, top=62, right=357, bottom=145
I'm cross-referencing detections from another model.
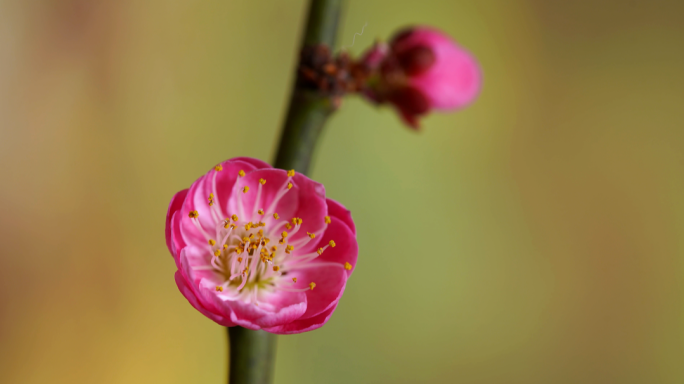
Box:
left=1, top=0, right=683, bottom=383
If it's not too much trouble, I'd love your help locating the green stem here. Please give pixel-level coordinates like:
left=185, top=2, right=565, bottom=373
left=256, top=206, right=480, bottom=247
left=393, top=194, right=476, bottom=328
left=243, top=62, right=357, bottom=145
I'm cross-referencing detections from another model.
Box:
left=273, top=91, right=336, bottom=174
left=227, top=327, right=276, bottom=384
left=227, top=1, right=344, bottom=383
left=273, top=0, right=344, bottom=175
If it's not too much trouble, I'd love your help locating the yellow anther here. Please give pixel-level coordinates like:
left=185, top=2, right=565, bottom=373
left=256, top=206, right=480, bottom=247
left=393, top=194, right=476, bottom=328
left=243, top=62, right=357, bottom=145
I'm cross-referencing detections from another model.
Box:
left=248, top=233, right=254, bottom=239
left=281, top=231, right=288, bottom=238
left=317, top=248, right=323, bottom=255
left=242, top=237, right=249, bottom=243
left=216, top=286, right=223, bottom=292
left=236, top=248, right=243, bottom=255
left=259, top=178, right=266, bottom=185
left=188, top=210, right=199, bottom=219
left=214, top=249, right=221, bottom=256
left=214, top=165, right=223, bottom=171
left=209, top=193, right=214, bottom=199
left=230, top=224, right=236, bottom=229
left=237, top=257, right=243, bottom=262
left=257, top=209, right=264, bottom=215
left=307, top=232, right=315, bottom=239
left=344, top=262, right=352, bottom=270
left=251, top=243, right=258, bottom=250
left=287, top=169, right=295, bottom=177
left=238, top=170, right=245, bottom=177
left=292, top=277, right=298, bottom=283
left=287, top=182, right=293, bottom=189
left=208, top=239, right=216, bottom=246
left=224, top=222, right=231, bottom=229
left=258, top=229, right=264, bottom=237
left=223, top=244, right=229, bottom=250
left=279, top=238, right=285, bottom=244
left=273, top=266, right=280, bottom=272
left=264, top=238, right=270, bottom=244
left=245, top=223, right=252, bottom=230
left=329, top=240, right=336, bottom=247
left=285, top=223, right=292, bottom=230
left=271, top=246, right=278, bottom=252
left=209, top=201, right=214, bottom=206
left=243, top=186, right=249, bottom=193
left=231, top=214, right=239, bottom=221
left=324, top=216, right=331, bottom=224
left=259, top=222, right=266, bottom=227
left=285, top=245, right=294, bottom=254
left=291, top=217, right=297, bottom=224
left=309, top=282, right=316, bottom=290
left=273, top=213, right=279, bottom=219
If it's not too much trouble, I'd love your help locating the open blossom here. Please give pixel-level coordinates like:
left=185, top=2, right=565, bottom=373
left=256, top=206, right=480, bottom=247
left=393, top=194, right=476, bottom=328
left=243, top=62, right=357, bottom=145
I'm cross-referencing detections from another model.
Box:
left=360, top=26, right=481, bottom=129
left=165, top=157, right=357, bottom=334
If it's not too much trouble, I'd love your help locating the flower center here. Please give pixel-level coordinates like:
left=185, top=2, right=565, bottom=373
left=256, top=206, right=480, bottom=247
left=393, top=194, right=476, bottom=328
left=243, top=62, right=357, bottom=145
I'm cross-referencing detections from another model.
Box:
left=186, top=168, right=336, bottom=306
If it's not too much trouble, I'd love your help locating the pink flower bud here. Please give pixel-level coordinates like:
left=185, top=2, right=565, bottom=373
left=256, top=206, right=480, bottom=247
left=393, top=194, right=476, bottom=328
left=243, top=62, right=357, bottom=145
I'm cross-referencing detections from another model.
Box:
left=361, top=27, right=482, bottom=129
left=166, top=157, right=358, bottom=334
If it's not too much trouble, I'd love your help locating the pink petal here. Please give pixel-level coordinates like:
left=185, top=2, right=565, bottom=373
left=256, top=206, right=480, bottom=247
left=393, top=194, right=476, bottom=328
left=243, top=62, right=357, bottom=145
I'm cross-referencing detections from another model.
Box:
left=289, top=172, right=327, bottom=249
left=264, top=302, right=338, bottom=334
left=175, top=271, right=235, bottom=327
left=232, top=169, right=298, bottom=225
left=326, top=198, right=356, bottom=235
left=288, top=261, right=347, bottom=320
left=198, top=279, right=307, bottom=329
left=317, top=219, right=358, bottom=277
left=166, top=189, right=188, bottom=255
left=398, top=27, right=481, bottom=110
left=229, top=157, right=271, bottom=170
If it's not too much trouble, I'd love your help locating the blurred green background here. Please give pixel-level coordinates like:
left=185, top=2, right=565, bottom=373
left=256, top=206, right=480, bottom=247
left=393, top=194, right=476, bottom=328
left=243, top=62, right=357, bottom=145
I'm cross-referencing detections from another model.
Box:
left=1, top=0, right=683, bottom=383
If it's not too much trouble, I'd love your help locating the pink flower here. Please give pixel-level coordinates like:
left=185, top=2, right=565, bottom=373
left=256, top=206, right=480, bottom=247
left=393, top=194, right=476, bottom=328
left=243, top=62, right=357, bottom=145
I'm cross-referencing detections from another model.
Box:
left=165, top=157, right=358, bottom=334
left=361, top=26, right=481, bottom=129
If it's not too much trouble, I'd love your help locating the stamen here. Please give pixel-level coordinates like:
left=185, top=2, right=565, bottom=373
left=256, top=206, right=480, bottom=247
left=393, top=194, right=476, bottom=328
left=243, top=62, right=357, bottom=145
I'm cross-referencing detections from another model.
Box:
left=258, top=209, right=264, bottom=215
left=188, top=211, right=199, bottom=218
left=259, top=178, right=266, bottom=185
left=243, top=186, right=249, bottom=193
left=208, top=239, right=216, bottom=246
left=287, top=182, right=293, bottom=189
left=345, top=262, right=353, bottom=270
left=287, top=169, right=295, bottom=177
left=324, top=216, right=331, bottom=224
left=216, top=286, right=223, bottom=292
left=307, top=232, right=315, bottom=239
left=232, top=214, right=239, bottom=222
left=273, top=266, right=280, bottom=272
left=329, top=240, right=336, bottom=247
left=210, top=167, right=225, bottom=220
left=238, top=170, right=245, bottom=177
left=273, top=213, right=279, bottom=219
left=292, top=277, right=297, bottom=283
left=309, top=282, right=316, bottom=290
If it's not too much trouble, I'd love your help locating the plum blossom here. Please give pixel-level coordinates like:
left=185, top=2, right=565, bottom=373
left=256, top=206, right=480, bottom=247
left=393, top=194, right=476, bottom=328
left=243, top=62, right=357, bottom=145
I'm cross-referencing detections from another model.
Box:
left=166, top=157, right=357, bottom=334
left=360, top=26, right=482, bottom=128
